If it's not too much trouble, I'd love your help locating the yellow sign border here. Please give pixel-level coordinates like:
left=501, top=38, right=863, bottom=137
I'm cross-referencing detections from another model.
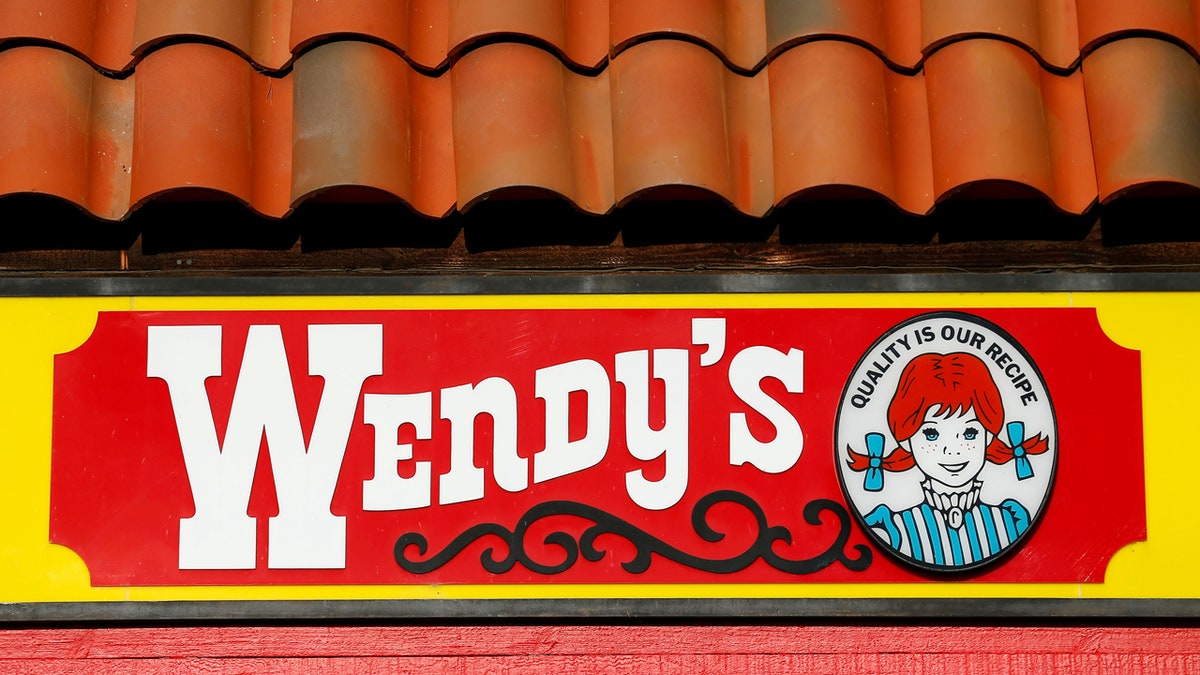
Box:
left=0, top=287, right=1183, bottom=607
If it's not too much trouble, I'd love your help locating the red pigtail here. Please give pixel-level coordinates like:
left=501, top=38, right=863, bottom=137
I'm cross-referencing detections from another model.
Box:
left=846, top=445, right=916, bottom=473
left=985, top=433, right=1050, bottom=465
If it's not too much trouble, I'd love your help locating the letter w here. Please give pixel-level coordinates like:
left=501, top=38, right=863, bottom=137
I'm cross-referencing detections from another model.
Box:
left=147, top=324, right=381, bottom=570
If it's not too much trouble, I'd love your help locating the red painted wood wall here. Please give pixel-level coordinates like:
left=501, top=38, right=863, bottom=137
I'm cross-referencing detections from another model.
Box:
left=2, top=625, right=1198, bottom=672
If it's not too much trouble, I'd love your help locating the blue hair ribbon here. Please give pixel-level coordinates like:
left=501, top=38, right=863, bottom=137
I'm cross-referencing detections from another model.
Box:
left=1006, top=421, right=1033, bottom=480
left=864, top=432, right=885, bottom=491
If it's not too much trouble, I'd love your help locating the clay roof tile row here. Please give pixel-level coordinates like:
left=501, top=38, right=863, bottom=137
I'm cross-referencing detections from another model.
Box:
left=3, top=33, right=1199, bottom=222
left=2, top=3, right=1200, bottom=226
left=3, top=0, right=1199, bottom=73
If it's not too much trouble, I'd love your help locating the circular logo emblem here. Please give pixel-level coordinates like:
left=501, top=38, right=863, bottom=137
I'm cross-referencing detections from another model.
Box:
left=835, top=312, right=1057, bottom=572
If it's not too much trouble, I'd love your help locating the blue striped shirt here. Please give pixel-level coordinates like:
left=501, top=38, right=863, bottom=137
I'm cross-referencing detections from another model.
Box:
left=865, top=499, right=1030, bottom=568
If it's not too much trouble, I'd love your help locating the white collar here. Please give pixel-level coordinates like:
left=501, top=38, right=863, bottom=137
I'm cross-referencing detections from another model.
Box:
left=922, top=480, right=982, bottom=529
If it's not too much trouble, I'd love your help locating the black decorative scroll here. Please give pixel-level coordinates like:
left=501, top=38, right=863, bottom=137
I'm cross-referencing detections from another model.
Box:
left=394, top=490, right=872, bottom=576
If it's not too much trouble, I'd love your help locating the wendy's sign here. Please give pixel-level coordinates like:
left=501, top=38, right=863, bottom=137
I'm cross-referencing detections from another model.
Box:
left=48, top=306, right=1143, bottom=587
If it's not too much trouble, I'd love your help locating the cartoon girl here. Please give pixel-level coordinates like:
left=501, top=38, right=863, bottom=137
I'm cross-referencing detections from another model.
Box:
left=846, top=351, right=1049, bottom=569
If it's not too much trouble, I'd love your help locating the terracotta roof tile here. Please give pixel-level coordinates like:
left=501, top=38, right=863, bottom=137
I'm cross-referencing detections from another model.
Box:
left=289, top=0, right=409, bottom=69
left=612, top=39, right=773, bottom=214
left=611, top=0, right=767, bottom=70
left=1078, top=0, right=1200, bottom=56
left=0, top=0, right=137, bottom=72
left=5, top=0, right=1197, bottom=73
left=925, top=39, right=1096, bottom=214
left=769, top=40, right=932, bottom=214
left=293, top=40, right=452, bottom=217
left=0, top=46, right=132, bottom=220
left=454, top=42, right=611, bottom=213
left=764, top=0, right=917, bottom=69
left=1083, top=36, right=1200, bottom=201
left=919, top=0, right=1080, bottom=70
left=0, top=3, right=1198, bottom=227
left=131, top=44, right=261, bottom=213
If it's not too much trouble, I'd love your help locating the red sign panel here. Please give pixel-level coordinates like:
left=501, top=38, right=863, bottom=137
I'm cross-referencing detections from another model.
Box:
left=49, top=308, right=1144, bottom=585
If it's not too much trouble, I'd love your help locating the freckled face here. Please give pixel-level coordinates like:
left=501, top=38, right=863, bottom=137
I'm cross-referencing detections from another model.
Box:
left=906, top=406, right=991, bottom=489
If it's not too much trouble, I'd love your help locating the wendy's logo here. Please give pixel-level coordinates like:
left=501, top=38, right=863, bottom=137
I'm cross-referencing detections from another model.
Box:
left=835, top=312, right=1057, bottom=573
